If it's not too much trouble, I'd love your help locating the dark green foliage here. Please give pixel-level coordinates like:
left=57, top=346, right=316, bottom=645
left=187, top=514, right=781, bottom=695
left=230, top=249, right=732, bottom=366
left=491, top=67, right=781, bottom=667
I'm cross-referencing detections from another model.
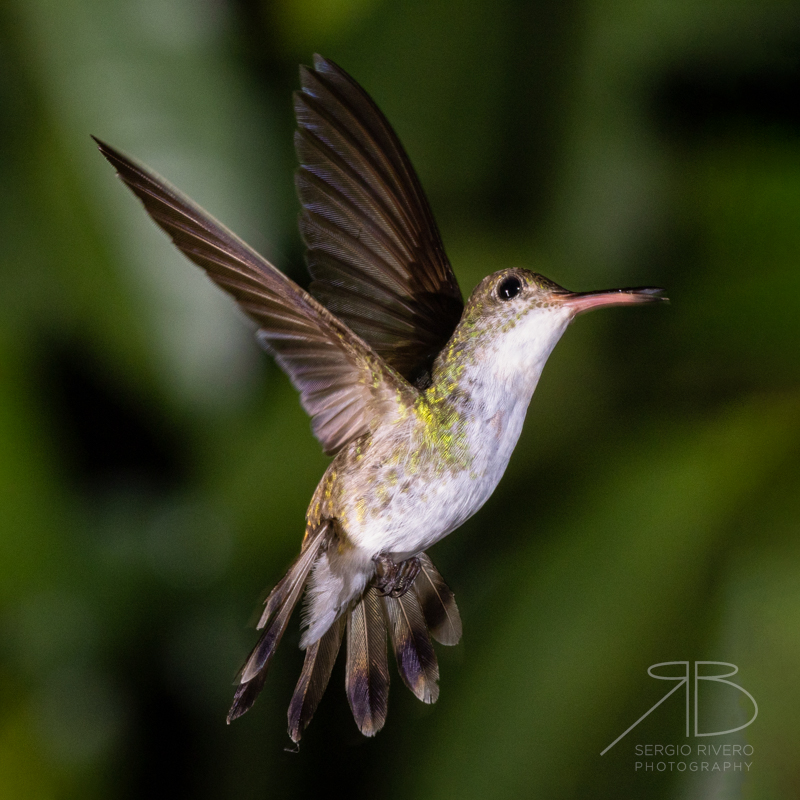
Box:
left=1, top=1, right=799, bottom=798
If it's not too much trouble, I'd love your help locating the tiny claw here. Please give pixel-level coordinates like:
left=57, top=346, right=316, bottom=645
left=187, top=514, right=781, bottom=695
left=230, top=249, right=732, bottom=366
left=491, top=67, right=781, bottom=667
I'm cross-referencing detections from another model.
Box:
left=372, top=554, right=420, bottom=598
left=389, top=557, right=421, bottom=597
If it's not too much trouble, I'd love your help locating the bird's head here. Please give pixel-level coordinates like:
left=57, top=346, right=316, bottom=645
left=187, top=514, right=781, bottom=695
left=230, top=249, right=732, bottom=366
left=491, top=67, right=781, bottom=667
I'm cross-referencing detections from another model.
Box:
left=447, top=268, right=666, bottom=391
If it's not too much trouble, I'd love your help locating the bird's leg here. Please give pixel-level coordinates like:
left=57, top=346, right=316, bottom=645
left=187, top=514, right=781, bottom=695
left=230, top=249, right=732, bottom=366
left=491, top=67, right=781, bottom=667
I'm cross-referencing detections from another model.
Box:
left=372, top=553, right=397, bottom=595
left=389, top=557, right=421, bottom=597
left=372, top=554, right=421, bottom=598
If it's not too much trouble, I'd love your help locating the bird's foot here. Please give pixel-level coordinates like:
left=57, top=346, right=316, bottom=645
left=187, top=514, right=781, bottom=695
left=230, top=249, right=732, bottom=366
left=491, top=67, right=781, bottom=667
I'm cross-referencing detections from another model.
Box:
left=372, top=554, right=421, bottom=598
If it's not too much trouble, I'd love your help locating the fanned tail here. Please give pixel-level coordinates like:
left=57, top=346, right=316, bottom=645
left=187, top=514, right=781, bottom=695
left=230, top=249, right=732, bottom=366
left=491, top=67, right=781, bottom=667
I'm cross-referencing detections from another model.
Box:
left=336, top=555, right=460, bottom=739
left=227, top=523, right=331, bottom=723
left=339, top=556, right=461, bottom=737
left=293, top=554, right=461, bottom=740
left=229, top=542, right=462, bottom=740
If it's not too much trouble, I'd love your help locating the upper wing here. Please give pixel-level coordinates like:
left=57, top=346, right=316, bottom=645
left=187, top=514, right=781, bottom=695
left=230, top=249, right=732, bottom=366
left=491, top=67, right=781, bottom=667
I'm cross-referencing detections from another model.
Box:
left=295, top=55, right=464, bottom=387
left=94, top=137, right=412, bottom=455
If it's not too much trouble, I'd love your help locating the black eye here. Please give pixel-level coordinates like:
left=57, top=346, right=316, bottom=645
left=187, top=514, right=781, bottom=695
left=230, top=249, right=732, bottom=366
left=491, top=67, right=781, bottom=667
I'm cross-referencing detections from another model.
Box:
left=497, top=276, right=522, bottom=301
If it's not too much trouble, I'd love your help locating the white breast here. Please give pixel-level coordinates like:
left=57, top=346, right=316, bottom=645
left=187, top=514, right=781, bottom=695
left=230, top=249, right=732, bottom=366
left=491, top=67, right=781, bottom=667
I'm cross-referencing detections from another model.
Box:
left=344, top=306, right=573, bottom=559
left=341, top=378, right=536, bottom=560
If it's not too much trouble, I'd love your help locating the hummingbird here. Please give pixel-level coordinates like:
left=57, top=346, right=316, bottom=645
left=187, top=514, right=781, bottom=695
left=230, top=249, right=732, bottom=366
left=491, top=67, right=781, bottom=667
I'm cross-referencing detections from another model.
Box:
left=94, top=55, right=665, bottom=742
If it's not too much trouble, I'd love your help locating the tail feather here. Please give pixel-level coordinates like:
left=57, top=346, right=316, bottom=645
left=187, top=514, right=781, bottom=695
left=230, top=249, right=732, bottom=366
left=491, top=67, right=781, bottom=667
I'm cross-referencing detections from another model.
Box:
left=228, top=541, right=462, bottom=738
left=287, top=615, right=345, bottom=742
left=227, top=523, right=330, bottom=723
left=414, top=553, right=462, bottom=646
left=345, top=587, right=389, bottom=736
left=383, top=590, right=439, bottom=704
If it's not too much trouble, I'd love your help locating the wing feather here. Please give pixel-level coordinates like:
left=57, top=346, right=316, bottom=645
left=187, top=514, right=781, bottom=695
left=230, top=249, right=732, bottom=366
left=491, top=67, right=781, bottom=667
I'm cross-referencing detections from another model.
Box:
left=295, top=55, right=464, bottom=386
left=94, top=136, right=413, bottom=455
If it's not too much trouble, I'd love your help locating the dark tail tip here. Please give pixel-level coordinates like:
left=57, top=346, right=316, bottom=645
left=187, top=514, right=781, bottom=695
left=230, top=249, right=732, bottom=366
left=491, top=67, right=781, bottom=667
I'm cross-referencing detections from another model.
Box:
left=227, top=678, right=263, bottom=724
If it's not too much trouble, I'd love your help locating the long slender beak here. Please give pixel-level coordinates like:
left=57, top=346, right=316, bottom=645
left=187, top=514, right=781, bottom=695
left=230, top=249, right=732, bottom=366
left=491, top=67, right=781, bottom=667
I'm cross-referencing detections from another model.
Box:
left=557, top=286, right=668, bottom=316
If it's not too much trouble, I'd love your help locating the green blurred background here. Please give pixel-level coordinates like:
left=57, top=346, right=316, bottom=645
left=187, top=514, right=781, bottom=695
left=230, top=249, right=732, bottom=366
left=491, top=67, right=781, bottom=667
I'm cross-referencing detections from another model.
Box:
left=1, top=0, right=799, bottom=797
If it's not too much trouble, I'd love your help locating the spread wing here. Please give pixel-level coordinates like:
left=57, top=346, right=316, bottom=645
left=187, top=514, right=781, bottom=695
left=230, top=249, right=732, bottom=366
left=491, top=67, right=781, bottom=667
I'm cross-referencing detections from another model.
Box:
left=94, top=137, right=412, bottom=456
left=295, top=55, right=464, bottom=387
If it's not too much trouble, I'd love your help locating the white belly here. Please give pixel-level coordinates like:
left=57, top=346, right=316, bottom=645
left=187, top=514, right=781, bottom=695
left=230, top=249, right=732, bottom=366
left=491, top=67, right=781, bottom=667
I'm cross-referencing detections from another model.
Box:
left=343, top=395, right=529, bottom=560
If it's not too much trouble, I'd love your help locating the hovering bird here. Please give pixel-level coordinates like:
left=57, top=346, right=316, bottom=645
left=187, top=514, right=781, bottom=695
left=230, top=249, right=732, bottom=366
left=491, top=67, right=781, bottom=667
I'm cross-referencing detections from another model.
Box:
left=94, top=55, right=665, bottom=742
